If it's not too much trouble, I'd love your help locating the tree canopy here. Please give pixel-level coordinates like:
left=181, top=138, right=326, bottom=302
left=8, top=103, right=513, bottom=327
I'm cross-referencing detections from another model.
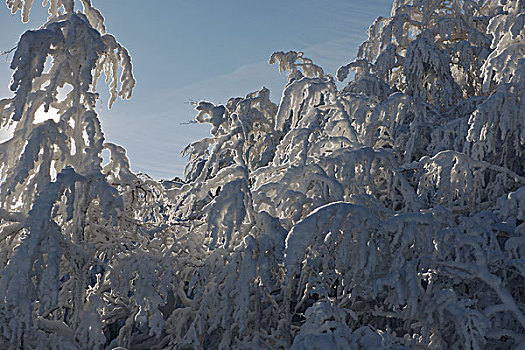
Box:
left=0, top=0, right=524, bottom=349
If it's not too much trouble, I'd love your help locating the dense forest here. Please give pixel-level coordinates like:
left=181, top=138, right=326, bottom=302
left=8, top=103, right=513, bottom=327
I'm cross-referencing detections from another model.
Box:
left=0, top=0, right=524, bottom=349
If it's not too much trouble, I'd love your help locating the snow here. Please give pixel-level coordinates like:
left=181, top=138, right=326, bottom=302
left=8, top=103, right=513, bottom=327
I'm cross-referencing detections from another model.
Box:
left=1, top=0, right=524, bottom=349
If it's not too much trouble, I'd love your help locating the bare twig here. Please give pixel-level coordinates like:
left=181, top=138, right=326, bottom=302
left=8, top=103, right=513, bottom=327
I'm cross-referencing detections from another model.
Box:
left=180, top=119, right=198, bottom=125
left=0, top=46, right=17, bottom=61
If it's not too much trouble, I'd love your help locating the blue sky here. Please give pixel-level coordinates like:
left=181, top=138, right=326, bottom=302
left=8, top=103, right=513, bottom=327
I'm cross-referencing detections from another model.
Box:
left=0, top=0, right=392, bottom=179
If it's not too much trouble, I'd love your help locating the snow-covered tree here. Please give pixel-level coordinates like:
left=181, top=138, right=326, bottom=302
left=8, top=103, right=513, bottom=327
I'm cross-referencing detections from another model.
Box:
left=0, top=2, right=174, bottom=348
left=1, top=0, right=524, bottom=349
left=174, top=1, right=525, bottom=348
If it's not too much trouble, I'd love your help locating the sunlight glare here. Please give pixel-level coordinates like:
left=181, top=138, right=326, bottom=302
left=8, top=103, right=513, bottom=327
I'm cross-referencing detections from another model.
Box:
left=0, top=122, right=16, bottom=143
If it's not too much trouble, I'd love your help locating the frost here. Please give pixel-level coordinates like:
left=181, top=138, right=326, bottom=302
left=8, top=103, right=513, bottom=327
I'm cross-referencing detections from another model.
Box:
left=1, top=0, right=525, bottom=349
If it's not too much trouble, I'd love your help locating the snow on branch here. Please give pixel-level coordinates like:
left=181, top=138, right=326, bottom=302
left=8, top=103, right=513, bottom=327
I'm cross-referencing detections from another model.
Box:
left=1, top=0, right=525, bottom=348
